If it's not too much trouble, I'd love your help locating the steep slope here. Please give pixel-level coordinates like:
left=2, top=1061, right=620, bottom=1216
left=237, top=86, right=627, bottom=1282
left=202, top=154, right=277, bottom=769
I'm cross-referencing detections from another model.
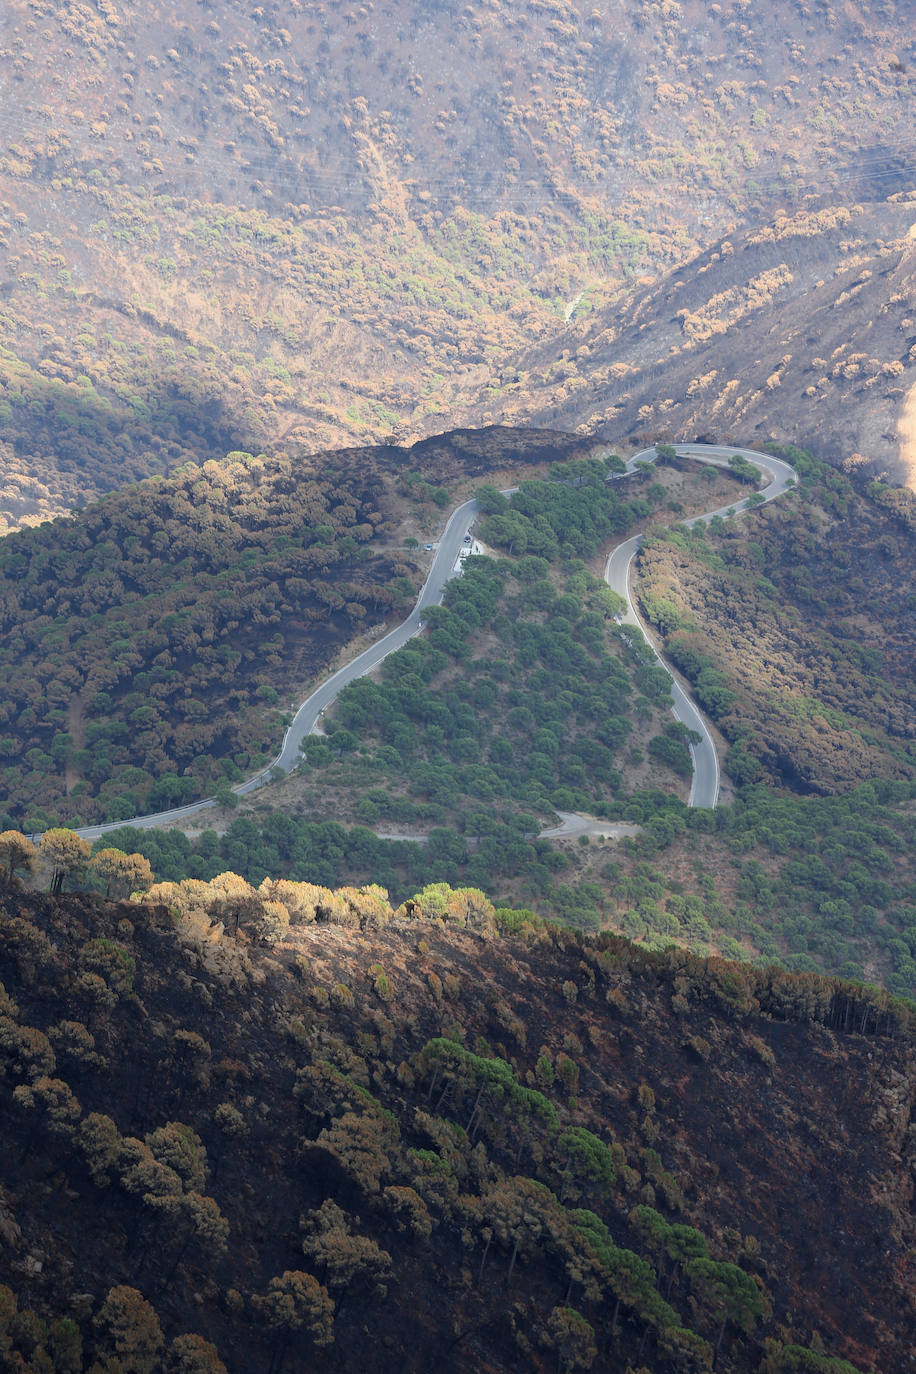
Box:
left=2, top=1, right=916, bottom=525
left=0, top=882, right=913, bottom=1372
left=0, top=426, right=586, bottom=829
left=460, top=199, right=916, bottom=483
left=634, top=448, right=916, bottom=793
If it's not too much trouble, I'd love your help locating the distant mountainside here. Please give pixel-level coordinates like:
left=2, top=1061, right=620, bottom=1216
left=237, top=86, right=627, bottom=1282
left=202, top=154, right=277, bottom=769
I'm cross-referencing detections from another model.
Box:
left=0, top=882, right=913, bottom=1373
left=460, top=199, right=916, bottom=483
left=2, top=0, right=916, bottom=527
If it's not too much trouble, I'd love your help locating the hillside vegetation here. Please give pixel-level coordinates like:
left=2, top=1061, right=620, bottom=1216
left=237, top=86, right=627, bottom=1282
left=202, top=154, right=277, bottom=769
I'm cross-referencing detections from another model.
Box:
left=0, top=448, right=412, bottom=828
left=0, top=426, right=584, bottom=830
left=635, top=446, right=916, bottom=793
left=0, top=881, right=913, bottom=1372
left=5, top=2, right=916, bottom=1364
left=78, top=446, right=914, bottom=1002
left=459, top=200, right=916, bottom=481
left=87, top=770, right=916, bottom=1004
left=295, top=459, right=739, bottom=832
left=20, top=447, right=912, bottom=1003
left=3, top=0, right=916, bottom=527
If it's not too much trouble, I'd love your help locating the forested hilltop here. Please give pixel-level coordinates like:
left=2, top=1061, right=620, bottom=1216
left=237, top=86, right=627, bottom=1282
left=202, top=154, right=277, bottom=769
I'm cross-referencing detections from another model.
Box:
left=36, top=443, right=908, bottom=1000
left=0, top=426, right=586, bottom=829
left=0, top=878, right=913, bottom=1373
left=2, top=0, right=916, bottom=530
left=6, top=437, right=916, bottom=1002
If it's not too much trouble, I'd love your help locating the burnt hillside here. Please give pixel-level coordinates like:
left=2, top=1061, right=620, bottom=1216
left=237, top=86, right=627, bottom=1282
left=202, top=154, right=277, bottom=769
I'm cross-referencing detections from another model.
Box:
left=3, top=1, right=916, bottom=527
left=463, top=200, right=916, bottom=484
left=0, top=883, right=913, bottom=1372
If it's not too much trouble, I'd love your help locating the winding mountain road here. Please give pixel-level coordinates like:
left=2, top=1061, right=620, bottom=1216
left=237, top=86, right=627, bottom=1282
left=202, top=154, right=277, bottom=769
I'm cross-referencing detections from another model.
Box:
left=63, top=442, right=796, bottom=843
left=68, top=498, right=480, bottom=841
left=607, top=443, right=797, bottom=807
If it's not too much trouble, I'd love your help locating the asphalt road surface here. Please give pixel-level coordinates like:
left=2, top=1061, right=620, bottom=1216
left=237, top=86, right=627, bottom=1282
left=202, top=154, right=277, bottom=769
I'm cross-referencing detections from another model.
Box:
left=65, top=497, right=482, bottom=841
left=605, top=443, right=797, bottom=807
left=245, top=498, right=481, bottom=784
left=59, top=443, right=796, bottom=841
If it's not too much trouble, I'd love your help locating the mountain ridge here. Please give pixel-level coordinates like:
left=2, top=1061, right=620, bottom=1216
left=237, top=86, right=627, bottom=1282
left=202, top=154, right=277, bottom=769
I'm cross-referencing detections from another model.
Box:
left=452, top=200, right=916, bottom=485
left=0, top=879, right=912, bottom=1372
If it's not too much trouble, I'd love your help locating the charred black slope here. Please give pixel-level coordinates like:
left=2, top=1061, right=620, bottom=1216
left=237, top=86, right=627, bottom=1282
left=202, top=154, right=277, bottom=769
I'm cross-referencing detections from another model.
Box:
left=0, top=884, right=913, bottom=1372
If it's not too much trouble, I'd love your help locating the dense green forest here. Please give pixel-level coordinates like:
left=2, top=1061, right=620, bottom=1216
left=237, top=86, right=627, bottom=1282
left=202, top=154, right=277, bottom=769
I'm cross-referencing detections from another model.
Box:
left=0, top=428, right=590, bottom=831
left=0, top=450, right=411, bottom=828
left=4, top=447, right=915, bottom=1004
left=0, top=878, right=911, bottom=1372
left=303, top=552, right=682, bottom=825
left=5, top=451, right=910, bottom=997
left=292, top=456, right=747, bottom=837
